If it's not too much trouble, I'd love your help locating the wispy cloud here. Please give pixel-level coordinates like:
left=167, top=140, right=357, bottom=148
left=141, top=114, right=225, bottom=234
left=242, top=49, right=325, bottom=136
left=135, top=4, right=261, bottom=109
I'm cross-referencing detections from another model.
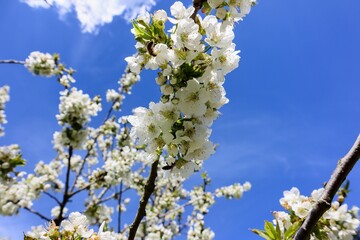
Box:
left=20, top=0, right=157, bottom=33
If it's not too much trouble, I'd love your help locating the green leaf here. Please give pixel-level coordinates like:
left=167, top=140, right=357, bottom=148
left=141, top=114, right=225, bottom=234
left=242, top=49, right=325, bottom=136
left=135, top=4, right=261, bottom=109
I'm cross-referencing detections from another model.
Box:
left=251, top=229, right=272, bottom=240
left=275, top=220, right=282, bottom=238
left=284, top=221, right=301, bottom=239
left=264, top=221, right=277, bottom=239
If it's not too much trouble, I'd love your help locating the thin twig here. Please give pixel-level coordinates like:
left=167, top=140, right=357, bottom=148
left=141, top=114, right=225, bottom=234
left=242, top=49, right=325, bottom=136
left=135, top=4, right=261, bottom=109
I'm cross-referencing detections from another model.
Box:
left=294, top=134, right=360, bottom=240
left=44, top=0, right=52, bottom=6
left=69, top=183, right=91, bottom=197
left=118, top=181, right=123, bottom=233
left=0, top=60, right=25, bottom=65
left=54, top=146, right=73, bottom=226
left=24, top=207, right=51, bottom=222
left=128, top=160, right=159, bottom=240
left=43, top=191, right=61, bottom=205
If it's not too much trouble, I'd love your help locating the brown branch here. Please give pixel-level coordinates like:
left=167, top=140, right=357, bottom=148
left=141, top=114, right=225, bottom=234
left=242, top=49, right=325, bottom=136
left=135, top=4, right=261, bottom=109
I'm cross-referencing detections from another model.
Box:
left=43, top=191, right=61, bottom=205
left=0, top=60, right=25, bottom=65
left=128, top=160, right=159, bottom=240
left=24, top=207, right=51, bottom=222
left=118, top=182, right=123, bottom=233
left=191, top=0, right=207, bottom=21
left=54, top=146, right=73, bottom=226
left=294, top=134, right=360, bottom=240
left=68, top=183, right=91, bottom=197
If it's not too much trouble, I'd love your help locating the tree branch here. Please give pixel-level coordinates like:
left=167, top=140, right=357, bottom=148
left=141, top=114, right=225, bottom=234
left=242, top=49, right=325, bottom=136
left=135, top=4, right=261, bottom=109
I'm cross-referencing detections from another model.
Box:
left=128, top=160, right=159, bottom=240
left=43, top=191, right=61, bottom=205
left=0, top=60, right=25, bottom=65
left=191, top=0, right=207, bottom=21
left=54, top=146, right=73, bottom=226
left=294, top=134, right=360, bottom=240
left=118, top=181, right=123, bottom=233
left=24, top=207, right=51, bottom=222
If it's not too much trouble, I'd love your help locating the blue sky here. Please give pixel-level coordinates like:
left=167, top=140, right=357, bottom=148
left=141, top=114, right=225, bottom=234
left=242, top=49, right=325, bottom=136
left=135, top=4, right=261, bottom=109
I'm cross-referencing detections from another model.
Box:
left=0, top=0, right=360, bottom=239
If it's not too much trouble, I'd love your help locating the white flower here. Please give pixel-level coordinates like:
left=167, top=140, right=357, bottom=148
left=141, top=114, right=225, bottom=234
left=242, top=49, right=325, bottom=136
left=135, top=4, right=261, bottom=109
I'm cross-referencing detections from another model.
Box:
left=172, top=161, right=199, bottom=179
left=59, top=75, right=75, bottom=87
left=279, top=187, right=306, bottom=211
left=273, top=211, right=291, bottom=232
left=293, top=201, right=312, bottom=218
left=125, top=55, right=144, bottom=74
left=153, top=43, right=170, bottom=67
left=136, top=11, right=151, bottom=24
left=61, top=212, right=94, bottom=238
left=177, top=79, right=209, bottom=117
left=128, top=106, right=161, bottom=147
left=212, top=43, right=240, bottom=74
left=171, top=19, right=203, bottom=52
left=169, top=1, right=195, bottom=24
left=153, top=10, right=168, bottom=23
left=202, top=16, right=234, bottom=48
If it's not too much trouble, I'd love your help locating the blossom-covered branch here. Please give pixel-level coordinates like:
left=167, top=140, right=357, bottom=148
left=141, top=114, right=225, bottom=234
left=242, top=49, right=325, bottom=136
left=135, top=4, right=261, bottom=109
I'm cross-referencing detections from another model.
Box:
left=294, top=134, right=360, bottom=240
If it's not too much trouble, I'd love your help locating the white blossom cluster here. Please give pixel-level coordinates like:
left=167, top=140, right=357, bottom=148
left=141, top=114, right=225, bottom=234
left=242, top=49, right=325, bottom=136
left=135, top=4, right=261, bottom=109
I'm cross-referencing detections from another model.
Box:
left=54, top=88, right=102, bottom=149
left=0, top=144, right=23, bottom=179
left=1, top=1, right=256, bottom=238
left=187, top=213, right=215, bottom=240
left=272, top=187, right=360, bottom=239
left=106, top=89, right=123, bottom=110
left=25, top=51, right=56, bottom=77
left=215, top=181, right=251, bottom=199
left=207, top=0, right=256, bottom=22
left=59, top=74, right=76, bottom=88
left=0, top=157, right=63, bottom=216
left=0, top=85, right=9, bottom=137
left=25, top=51, right=77, bottom=88
left=26, top=212, right=129, bottom=240
left=127, top=1, right=255, bottom=178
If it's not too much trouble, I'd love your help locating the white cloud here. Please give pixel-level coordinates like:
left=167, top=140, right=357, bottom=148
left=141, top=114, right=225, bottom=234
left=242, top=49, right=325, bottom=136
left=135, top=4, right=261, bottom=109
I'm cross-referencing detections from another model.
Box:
left=20, top=0, right=157, bottom=33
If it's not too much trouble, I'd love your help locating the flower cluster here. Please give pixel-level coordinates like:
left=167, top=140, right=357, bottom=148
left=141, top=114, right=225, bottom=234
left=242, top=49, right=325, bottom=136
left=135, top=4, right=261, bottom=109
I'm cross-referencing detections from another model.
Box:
left=279, top=187, right=359, bottom=239
left=0, top=144, right=25, bottom=180
left=254, top=186, right=360, bottom=240
left=187, top=213, right=215, bottom=240
left=0, top=85, right=9, bottom=137
left=54, top=88, right=101, bottom=149
left=127, top=1, right=255, bottom=178
left=206, top=0, right=256, bottom=22
left=215, top=181, right=251, bottom=199
left=25, top=212, right=115, bottom=240
left=25, top=51, right=56, bottom=77
left=25, top=51, right=76, bottom=87
left=0, top=155, right=64, bottom=216
left=0, top=1, right=256, bottom=238
left=59, top=74, right=75, bottom=88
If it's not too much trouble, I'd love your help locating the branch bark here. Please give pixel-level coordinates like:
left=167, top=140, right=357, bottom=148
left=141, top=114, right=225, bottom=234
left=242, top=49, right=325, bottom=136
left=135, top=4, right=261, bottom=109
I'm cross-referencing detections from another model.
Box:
left=128, top=160, right=159, bottom=240
left=0, top=60, right=25, bottom=64
left=24, top=207, right=51, bottom=222
left=118, top=181, right=123, bottom=233
left=191, top=0, right=207, bottom=21
left=54, top=146, right=73, bottom=226
left=294, top=134, right=360, bottom=240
